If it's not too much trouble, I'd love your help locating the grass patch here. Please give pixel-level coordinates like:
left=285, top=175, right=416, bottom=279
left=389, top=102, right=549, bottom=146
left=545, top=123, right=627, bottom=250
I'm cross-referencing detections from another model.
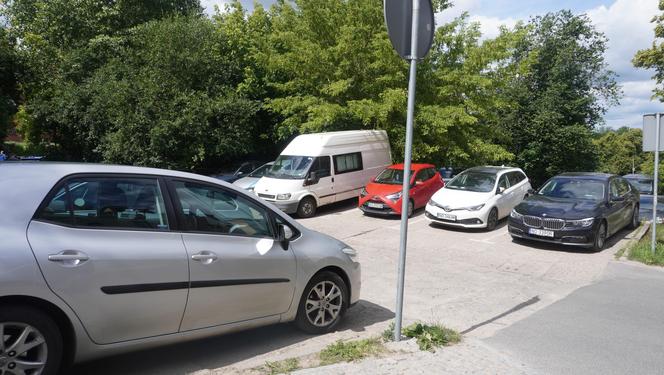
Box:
left=262, top=358, right=300, bottom=375
left=627, top=224, right=664, bottom=266
left=382, top=322, right=461, bottom=352
left=318, top=338, right=385, bottom=365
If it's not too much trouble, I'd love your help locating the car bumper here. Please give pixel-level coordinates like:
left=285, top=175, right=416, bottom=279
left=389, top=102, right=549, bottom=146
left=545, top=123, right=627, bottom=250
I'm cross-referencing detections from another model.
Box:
left=424, top=204, right=488, bottom=228
left=507, top=218, right=596, bottom=247
left=263, top=199, right=300, bottom=214
left=358, top=196, right=402, bottom=215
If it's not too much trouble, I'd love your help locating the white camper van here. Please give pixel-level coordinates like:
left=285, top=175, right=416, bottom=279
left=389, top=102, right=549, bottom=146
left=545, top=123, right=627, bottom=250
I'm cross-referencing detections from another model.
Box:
left=253, top=130, right=392, bottom=217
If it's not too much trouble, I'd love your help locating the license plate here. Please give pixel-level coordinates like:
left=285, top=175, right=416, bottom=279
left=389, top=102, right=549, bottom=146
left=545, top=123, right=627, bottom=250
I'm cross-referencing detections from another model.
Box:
left=367, top=202, right=384, bottom=209
left=437, top=213, right=456, bottom=221
left=529, top=228, right=554, bottom=237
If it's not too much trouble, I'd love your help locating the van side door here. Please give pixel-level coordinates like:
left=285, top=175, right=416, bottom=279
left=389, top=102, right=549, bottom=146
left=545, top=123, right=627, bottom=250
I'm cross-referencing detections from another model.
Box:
left=306, top=156, right=335, bottom=206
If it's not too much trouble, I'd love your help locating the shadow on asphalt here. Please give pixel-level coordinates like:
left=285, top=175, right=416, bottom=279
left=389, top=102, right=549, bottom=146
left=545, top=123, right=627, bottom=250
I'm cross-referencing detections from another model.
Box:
left=70, top=300, right=393, bottom=375
left=509, top=227, right=633, bottom=254
left=460, top=296, right=541, bottom=335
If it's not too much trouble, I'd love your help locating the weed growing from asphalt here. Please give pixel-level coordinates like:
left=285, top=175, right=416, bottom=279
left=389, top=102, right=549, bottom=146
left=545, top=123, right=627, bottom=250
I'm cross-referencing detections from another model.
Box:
left=383, top=322, right=461, bottom=352
left=262, top=358, right=300, bottom=375
left=318, top=338, right=385, bottom=365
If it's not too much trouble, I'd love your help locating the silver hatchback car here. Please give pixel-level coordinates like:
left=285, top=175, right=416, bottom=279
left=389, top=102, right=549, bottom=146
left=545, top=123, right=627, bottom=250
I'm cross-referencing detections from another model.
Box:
left=0, top=163, right=360, bottom=374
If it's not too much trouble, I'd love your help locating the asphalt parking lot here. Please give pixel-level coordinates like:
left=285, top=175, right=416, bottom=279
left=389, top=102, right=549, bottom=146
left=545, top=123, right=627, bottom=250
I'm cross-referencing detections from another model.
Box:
left=73, top=198, right=635, bottom=374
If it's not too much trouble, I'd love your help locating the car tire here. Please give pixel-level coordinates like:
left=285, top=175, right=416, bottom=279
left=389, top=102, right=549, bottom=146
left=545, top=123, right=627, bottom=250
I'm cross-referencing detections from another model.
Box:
left=486, top=208, right=498, bottom=231
left=297, top=197, right=317, bottom=218
left=592, top=221, right=608, bottom=251
left=628, top=205, right=640, bottom=230
left=407, top=200, right=414, bottom=218
left=294, top=271, right=349, bottom=334
left=0, top=305, right=63, bottom=375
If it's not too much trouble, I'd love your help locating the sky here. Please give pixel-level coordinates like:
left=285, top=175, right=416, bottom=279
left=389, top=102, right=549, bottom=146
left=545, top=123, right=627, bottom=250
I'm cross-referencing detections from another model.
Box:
left=202, top=0, right=660, bottom=129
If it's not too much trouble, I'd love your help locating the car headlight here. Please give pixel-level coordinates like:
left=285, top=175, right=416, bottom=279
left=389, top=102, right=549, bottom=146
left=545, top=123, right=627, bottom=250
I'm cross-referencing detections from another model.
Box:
left=510, top=209, right=523, bottom=220
left=464, top=204, right=485, bottom=211
left=386, top=191, right=403, bottom=201
left=342, top=247, right=358, bottom=261
left=360, top=187, right=368, bottom=197
left=565, top=218, right=594, bottom=228
left=428, top=199, right=443, bottom=209
left=276, top=193, right=291, bottom=200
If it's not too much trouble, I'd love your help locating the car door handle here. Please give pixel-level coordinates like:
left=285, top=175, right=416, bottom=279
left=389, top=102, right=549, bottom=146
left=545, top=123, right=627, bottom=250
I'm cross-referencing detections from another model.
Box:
left=191, top=251, right=218, bottom=265
left=48, top=250, right=89, bottom=267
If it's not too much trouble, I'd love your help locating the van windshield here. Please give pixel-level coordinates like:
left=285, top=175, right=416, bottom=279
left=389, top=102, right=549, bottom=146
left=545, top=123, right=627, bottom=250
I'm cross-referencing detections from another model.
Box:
left=266, top=155, right=314, bottom=179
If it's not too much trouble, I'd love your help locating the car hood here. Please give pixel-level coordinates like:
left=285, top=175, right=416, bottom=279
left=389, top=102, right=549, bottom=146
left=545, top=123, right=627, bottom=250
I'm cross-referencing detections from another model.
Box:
left=516, top=195, right=603, bottom=219
left=233, top=176, right=260, bottom=190
left=365, top=182, right=403, bottom=197
left=429, top=187, right=494, bottom=208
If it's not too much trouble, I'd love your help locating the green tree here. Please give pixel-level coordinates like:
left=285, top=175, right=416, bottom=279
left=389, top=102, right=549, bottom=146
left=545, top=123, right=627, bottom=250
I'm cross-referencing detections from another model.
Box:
left=594, top=127, right=645, bottom=175
left=634, top=0, right=664, bottom=99
left=220, top=0, right=521, bottom=167
left=0, top=25, right=20, bottom=142
left=499, top=11, right=619, bottom=186
left=1, top=0, right=215, bottom=164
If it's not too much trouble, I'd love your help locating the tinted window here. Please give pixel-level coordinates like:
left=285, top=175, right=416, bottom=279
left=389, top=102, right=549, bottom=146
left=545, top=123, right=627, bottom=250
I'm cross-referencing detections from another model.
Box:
left=508, top=171, right=525, bottom=186
left=334, top=152, right=363, bottom=174
left=617, top=178, right=631, bottom=196
left=609, top=180, right=620, bottom=199
left=173, top=181, right=272, bottom=238
left=38, top=178, right=169, bottom=230
left=248, top=163, right=273, bottom=178
left=311, top=156, right=331, bottom=178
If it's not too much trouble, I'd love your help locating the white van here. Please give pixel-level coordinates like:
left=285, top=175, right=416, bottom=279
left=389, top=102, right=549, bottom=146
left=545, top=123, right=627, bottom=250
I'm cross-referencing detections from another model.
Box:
left=253, top=130, right=392, bottom=217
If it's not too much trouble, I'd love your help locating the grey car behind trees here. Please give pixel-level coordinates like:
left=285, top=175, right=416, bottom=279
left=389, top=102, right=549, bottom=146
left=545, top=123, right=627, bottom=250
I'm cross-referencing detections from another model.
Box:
left=0, top=163, right=360, bottom=375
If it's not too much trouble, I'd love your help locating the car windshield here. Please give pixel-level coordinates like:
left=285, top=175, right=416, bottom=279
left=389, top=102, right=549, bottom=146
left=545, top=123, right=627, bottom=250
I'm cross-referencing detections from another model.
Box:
left=374, top=168, right=413, bottom=185
left=626, top=179, right=653, bottom=195
left=248, top=163, right=273, bottom=178
left=445, top=171, right=496, bottom=193
left=538, top=178, right=605, bottom=201
left=266, top=155, right=313, bottom=180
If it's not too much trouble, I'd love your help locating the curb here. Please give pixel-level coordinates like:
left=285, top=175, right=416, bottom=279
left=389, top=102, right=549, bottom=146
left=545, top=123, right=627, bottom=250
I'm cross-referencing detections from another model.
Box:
left=619, top=222, right=651, bottom=261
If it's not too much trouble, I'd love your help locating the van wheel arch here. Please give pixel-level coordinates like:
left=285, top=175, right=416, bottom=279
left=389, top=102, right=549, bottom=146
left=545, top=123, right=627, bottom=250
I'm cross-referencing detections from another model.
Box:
left=0, top=295, right=76, bottom=369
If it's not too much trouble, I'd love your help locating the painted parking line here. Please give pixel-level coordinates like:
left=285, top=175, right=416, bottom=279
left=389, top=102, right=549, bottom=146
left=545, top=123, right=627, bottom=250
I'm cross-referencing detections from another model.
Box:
left=469, top=229, right=509, bottom=244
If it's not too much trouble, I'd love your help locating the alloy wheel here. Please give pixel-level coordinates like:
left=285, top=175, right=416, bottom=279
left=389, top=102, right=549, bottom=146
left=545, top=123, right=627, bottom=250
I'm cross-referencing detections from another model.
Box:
left=0, top=322, right=48, bottom=375
left=304, top=281, right=343, bottom=327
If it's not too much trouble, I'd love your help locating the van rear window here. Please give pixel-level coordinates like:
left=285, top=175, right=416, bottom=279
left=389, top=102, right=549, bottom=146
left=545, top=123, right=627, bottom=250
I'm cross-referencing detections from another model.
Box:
left=334, top=152, right=363, bottom=174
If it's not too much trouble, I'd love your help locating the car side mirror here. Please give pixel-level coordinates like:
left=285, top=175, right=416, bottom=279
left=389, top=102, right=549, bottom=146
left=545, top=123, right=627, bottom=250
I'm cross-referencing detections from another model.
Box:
left=277, top=224, right=294, bottom=250
left=527, top=188, right=536, bottom=195
left=304, top=171, right=319, bottom=186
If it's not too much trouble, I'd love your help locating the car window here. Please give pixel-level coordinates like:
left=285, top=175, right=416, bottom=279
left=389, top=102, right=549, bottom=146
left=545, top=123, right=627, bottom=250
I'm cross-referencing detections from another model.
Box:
left=333, top=152, right=363, bottom=174
left=539, top=178, right=605, bottom=201
left=38, top=178, right=169, bottom=230
left=446, top=171, right=496, bottom=193
left=415, top=170, right=426, bottom=182
left=618, top=178, right=631, bottom=196
left=248, top=163, right=272, bottom=178
left=173, top=181, right=272, bottom=238
left=507, top=172, right=524, bottom=186
left=498, top=174, right=510, bottom=191
left=311, top=156, right=331, bottom=178
left=609, top=180, right=620, bottom=199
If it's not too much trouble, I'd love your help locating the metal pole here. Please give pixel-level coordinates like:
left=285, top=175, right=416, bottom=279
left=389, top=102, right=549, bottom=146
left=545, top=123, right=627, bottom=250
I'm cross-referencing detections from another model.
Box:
left=394, top=0, right=420, bottom=342
left=652, top=113, right=660, bottom=255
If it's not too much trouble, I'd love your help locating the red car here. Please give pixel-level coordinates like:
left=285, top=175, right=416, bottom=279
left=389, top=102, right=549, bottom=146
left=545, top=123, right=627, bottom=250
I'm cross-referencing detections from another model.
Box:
left=359, top=163, right=445, bottom=217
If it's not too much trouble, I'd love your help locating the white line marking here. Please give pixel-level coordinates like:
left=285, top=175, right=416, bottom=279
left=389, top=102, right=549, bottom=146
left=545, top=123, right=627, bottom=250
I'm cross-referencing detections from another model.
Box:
left=388, top=218, right=425, bottom=229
